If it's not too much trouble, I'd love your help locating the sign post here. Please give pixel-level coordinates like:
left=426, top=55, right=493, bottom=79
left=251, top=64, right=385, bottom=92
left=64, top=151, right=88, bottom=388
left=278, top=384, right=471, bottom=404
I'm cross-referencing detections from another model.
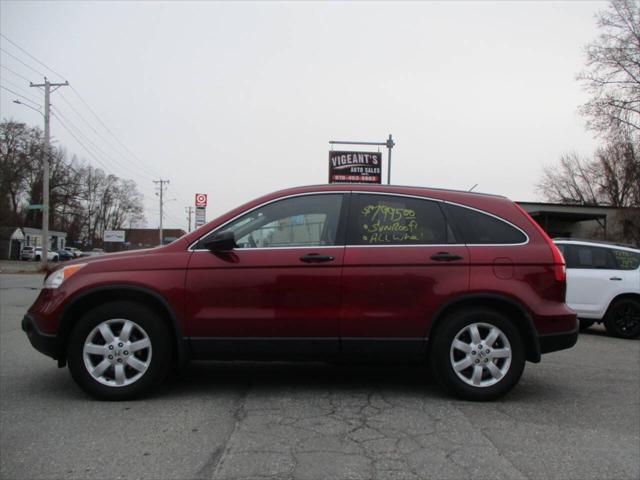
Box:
left=329, top=134, right=395, bottom=184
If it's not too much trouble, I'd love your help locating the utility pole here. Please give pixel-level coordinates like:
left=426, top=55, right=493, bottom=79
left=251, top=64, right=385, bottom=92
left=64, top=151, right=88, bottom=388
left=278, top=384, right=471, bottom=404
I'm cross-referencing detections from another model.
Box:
left=153, top=179, right=169, bottom=245
left=30, top=77, right=69, bottom=270
left=185, top=206, right=194, bottom=232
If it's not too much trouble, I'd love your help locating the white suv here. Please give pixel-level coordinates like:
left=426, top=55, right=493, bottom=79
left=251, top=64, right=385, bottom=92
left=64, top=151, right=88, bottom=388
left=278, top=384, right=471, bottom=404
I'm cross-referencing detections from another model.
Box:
left=554, top=239, right=640, bottom=339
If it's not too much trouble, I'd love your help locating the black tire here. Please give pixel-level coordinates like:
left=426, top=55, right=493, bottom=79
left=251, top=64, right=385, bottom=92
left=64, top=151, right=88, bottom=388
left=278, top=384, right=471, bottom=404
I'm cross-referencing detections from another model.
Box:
left=603, top=298, right=640, bottom=339
left=579, top=319, right=595, bottom=331
left=67, top=301, right=172, bottom=400
left=430, top=307, right=526, bottom=401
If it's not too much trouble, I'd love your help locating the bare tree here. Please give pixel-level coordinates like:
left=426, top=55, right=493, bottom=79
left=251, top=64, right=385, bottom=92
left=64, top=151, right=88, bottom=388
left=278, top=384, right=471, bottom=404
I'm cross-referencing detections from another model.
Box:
left=538, top=139, right=640, bottom=244
left=537, top=152, right=602, bottom=205
left=577, top=0, right=640, bottom=137
left=1, top=120, right=146, bottom=247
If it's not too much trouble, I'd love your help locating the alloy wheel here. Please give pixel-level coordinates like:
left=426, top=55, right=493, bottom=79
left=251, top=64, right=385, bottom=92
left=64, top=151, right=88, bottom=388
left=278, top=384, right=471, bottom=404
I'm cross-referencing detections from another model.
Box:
left=449, top=322, right=512, bottom=388
left=82, top=318, right=152, bottom=387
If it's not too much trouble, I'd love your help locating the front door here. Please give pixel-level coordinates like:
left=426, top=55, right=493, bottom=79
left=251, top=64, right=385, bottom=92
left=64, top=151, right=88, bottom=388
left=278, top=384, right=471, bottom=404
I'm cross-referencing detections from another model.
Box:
left=185, top=193, right=347, bottom=358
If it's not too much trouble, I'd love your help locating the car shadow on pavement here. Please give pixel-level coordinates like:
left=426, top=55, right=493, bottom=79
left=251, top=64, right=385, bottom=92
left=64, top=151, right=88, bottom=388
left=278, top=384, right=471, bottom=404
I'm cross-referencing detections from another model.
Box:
left=163, top=361, right=437, bottom=397
left=19, top=360, right=567, bottom=403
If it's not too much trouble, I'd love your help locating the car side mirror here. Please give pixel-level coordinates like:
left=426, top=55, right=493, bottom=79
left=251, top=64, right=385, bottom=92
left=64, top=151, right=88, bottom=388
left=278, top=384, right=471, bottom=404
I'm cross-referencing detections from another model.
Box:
left=204, top=231, right=236, bottom=252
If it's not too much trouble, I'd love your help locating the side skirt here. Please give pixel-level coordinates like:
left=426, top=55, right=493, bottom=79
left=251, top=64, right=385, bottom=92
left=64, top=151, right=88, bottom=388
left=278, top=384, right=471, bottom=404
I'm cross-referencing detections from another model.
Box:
left=187, top=337, right=426, bottom=362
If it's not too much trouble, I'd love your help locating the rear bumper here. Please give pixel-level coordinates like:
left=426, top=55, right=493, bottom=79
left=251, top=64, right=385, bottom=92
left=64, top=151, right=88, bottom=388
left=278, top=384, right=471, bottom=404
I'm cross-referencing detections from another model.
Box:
left=22, top=315, right=58, bottom=360
left=539, top=322, right=579, bottom=354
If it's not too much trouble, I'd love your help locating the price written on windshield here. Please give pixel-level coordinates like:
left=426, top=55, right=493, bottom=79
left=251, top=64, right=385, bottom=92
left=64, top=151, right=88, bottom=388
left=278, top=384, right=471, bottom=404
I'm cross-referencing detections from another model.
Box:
left=360, top=204, right=420, bottom=244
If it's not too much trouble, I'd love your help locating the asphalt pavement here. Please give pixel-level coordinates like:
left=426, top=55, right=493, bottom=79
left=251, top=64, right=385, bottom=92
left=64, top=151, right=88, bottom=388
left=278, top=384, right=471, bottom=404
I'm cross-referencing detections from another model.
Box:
left=1, top=273, right=639, bottom=480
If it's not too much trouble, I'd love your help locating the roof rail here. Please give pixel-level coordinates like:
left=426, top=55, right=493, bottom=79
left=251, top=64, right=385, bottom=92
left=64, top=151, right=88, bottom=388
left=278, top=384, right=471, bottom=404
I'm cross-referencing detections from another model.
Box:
left=552, top=237, right=638, bottom=249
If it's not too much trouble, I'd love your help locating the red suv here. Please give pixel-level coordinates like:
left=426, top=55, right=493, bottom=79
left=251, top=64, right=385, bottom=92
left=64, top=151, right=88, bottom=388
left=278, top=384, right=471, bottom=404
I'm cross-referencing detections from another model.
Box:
left=23, top=185, right=577, bottom=401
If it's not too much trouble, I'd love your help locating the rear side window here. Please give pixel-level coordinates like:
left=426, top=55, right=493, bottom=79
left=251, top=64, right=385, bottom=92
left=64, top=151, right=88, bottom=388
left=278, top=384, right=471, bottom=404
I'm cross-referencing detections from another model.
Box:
left=611, top=249, right=640, bottom=270
left=444, top=203, right=527, bottom=244
left=565, top=245, right=617, bottom=269
left=348, top=194, right=455, bottom=245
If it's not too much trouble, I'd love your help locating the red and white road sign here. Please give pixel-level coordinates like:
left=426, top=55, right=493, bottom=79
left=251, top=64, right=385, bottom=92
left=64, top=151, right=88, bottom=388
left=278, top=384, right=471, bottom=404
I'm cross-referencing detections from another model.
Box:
left=195, top=193, right=208, bottom=207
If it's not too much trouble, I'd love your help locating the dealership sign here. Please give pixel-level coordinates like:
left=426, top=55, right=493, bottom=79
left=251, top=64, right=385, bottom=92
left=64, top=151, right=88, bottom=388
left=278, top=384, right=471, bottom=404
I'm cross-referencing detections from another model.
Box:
left=194, top=193, right=207, bottom=228
left=329, top=151, right=382, bottom=184
left=103, top=230, right=125, bottom=242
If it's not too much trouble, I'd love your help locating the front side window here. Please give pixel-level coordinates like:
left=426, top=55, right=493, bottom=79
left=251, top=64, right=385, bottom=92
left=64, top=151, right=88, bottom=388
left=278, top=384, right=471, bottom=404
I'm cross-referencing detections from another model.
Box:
left=202, top=194, right=343, bottom=249
left=348, top=194, right=453, bottom=245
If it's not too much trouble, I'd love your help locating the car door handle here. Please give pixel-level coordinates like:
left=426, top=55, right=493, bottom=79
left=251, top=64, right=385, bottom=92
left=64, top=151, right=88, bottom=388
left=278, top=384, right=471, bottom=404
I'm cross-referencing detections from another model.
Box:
left=610, top=277, right=622, bottom=281
left=430, top=252, right=463, bottom=262
left=300, top=254, right=334, bottom=263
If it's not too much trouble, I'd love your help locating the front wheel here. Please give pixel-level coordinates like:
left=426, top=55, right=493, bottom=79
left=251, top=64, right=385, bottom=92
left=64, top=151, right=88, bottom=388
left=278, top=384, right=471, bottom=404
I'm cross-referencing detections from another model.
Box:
left=604, top=298, right=640, bottom=339
left=430, top=308, right=526, bottom=401
left=67, top=301, right=171, bottom=400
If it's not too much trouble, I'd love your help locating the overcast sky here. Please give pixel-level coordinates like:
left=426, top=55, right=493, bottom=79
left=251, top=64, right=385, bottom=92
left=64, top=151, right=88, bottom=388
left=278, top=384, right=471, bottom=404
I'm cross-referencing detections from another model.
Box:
left=1, top=1, right=605, bottom=231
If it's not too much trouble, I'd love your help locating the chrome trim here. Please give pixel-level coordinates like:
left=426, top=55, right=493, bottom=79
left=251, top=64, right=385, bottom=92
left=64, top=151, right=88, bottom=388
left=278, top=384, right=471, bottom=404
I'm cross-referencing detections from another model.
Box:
left=187, top=189, right=530, bottom=252
left=442, top=200, right=529, bottom=246
left=351, top=191, right=529, bottom=247
left=188, top=191, right=350, bottom=251
left=191, top=245, right=342, bottom=252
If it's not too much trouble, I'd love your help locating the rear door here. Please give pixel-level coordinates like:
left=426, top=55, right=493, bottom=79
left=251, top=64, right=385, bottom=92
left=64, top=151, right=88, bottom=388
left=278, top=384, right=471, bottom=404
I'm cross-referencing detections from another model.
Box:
left=340, top=193, right=469, bottom=357
left=563, top=244, right=620, bottom=318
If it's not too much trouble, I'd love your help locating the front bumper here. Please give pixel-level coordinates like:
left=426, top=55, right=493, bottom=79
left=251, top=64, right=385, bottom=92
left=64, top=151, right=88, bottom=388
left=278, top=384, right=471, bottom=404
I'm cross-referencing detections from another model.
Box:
left=22, top=315, right=58, bottom=360
left=539, top=322, right=579, bottom=354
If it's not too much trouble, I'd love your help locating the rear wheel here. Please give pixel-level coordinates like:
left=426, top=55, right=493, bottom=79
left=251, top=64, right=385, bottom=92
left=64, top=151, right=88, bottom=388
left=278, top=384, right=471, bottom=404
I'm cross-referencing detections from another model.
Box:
left=604, top=298, right=640, bottom=339
left=430, top=308, right=525, bottom=401
left=67, top=301, right=171, bottom=400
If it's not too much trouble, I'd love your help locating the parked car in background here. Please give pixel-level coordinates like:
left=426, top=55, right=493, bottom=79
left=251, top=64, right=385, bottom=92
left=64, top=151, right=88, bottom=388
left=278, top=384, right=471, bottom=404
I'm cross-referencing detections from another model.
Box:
left=81, top=248, right=106, bottom=257
left=56, top=249, right=75, bottom=261
left=20, top=246, right=35, bottom=261
left=554, top=239, right=640, bottom=339
left=23, top=247, right=59, bottom=262
left=64, top=247, right=82, bottom=258
left=23, top=185, right=577, bottom=401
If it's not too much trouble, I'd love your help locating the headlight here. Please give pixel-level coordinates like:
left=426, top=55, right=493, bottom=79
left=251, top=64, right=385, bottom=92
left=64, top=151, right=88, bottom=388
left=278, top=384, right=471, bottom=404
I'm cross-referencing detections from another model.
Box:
left=44, top=263, right=86, bottom=289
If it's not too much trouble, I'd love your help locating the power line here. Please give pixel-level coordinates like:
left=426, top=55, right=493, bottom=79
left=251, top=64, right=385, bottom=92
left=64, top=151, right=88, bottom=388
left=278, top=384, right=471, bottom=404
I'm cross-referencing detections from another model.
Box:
left=0, top=34, right=67, bottom=81
left=51, top=99, right=159, bottom=180
left=1, top=34, right=192, bottom=223
left=0, top=47, right=46, bottom=78
left=0, top=76, right=41, bottom=103
left=0, top=64, right=32, bottom=83
left=0, top=84, right=41, bottom=108
left=0, top=34, right=163, bottom=182
left=51, top=103, right=156, bottom=184
left=69, top=86, right=165, bottom=178
left=54, top=113, right=115, bottom=175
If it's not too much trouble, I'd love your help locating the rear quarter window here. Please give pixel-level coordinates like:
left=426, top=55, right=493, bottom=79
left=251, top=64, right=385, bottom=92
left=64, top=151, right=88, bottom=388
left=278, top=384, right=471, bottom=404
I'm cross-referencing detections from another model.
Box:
left=444, top=203, right=527, bottom=244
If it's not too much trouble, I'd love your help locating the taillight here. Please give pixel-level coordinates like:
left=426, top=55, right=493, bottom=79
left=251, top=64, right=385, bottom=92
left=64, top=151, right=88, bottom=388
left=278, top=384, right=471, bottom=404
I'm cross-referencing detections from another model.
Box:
left=513, top=203, right=566, bottom=282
